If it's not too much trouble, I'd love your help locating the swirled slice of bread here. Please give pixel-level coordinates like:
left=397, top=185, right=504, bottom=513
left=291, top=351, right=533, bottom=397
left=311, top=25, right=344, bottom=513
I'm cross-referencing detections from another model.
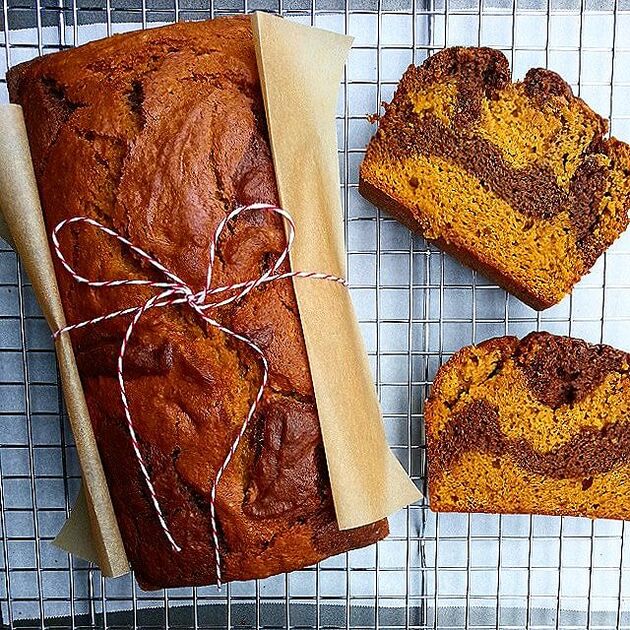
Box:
left=360, top=47, right=630, bottom=310
left=426, top=332, right=630, bottom=519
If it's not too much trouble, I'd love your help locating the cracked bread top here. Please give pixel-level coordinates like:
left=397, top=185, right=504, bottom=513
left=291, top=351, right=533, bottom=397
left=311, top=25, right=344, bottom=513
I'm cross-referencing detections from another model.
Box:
left=7, top=16, right=388, bottom=589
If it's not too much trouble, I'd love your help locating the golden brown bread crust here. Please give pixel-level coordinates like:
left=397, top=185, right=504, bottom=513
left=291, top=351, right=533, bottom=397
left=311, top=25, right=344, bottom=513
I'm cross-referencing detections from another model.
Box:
left=360, top=47, right=630, bottom=311
left=425, top=332, right=630, bottom=519
left=7, top=16, right=387, bottom=589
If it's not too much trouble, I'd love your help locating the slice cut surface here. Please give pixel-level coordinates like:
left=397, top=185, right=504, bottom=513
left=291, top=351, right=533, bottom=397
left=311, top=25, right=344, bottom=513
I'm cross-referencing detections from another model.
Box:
left=360, top=47, right=630, bottom=310
left=425, top=332, right=630, bottom=519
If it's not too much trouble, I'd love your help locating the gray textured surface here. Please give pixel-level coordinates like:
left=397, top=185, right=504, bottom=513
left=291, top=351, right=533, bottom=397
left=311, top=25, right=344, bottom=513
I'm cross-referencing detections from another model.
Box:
left=1, top=1, right=630, bottom=628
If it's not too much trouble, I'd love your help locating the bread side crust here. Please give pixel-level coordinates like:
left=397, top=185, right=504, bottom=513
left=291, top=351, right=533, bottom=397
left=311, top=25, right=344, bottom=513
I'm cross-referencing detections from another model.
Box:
left=359, top=175, right=556, bottom=310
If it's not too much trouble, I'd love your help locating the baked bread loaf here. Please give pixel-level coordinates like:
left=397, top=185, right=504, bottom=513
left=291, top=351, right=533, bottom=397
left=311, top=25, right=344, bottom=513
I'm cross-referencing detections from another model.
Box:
left=426, top=332, right=630, bottom=519
left=7, top=16, right=387, bottom=589
left=360, top=47, right=630, bottom=310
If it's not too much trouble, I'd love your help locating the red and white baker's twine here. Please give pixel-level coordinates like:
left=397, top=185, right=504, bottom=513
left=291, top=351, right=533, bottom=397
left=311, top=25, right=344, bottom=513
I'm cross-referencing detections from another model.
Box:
left=51, top=203, right=347, bottom=587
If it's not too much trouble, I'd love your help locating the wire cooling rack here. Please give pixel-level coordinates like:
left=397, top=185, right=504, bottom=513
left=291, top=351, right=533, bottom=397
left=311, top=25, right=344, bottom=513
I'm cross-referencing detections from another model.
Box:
left=2, top=0, right=630, bottom=627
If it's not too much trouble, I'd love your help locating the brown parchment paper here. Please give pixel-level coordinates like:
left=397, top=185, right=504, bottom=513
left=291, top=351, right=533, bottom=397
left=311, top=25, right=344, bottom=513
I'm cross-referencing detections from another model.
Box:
left=0, top=14, right=419, bottom=578
left=0, top=105, right=128, bottom=577
left=253, top=12, right=421, bottom=529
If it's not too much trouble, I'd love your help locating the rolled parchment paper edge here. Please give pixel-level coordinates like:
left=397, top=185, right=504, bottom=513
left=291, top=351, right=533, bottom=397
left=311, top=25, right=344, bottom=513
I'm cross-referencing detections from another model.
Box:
left=0, top=104, right=129, bottom=578
left=252, top=13, right=421, bottom=530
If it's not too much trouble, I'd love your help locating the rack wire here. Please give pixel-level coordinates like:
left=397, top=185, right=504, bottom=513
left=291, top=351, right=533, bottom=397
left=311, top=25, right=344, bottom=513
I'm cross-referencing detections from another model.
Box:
left=1, top=0, right=630, bottom=626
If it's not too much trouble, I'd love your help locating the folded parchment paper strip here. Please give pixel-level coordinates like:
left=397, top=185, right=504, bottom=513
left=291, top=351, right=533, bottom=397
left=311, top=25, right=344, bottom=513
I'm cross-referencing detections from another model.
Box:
left=253, top=12, right=421, bottom=529
left=0, top=105, right=128, bottom=577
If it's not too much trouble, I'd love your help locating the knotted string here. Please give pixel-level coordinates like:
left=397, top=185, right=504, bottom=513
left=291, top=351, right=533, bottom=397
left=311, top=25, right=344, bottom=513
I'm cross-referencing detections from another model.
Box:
left=51, top=203, right=347, bottom=587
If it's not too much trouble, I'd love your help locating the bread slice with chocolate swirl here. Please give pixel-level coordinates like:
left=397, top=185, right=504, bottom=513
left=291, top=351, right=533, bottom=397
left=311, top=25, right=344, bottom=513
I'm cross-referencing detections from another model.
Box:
left=359, top=47, right=630, bottom=310
left=426, top=332, right=630, bottom=519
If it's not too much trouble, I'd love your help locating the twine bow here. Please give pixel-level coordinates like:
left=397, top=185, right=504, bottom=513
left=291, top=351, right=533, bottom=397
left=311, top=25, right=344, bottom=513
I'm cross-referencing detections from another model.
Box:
left=51, top=203, right=347, bottom=587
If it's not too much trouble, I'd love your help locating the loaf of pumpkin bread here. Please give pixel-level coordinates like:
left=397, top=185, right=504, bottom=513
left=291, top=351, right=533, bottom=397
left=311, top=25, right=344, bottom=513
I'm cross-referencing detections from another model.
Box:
left=360, top=47, right=630, bottom=310
left=7, top=16, right=387, bottom=589
left=426, top=332, right=630, bottom=519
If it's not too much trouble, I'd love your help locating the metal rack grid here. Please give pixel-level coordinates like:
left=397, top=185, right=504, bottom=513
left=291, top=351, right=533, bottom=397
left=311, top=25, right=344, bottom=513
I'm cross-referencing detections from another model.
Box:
left=1, top=0, right=630, bottom=626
